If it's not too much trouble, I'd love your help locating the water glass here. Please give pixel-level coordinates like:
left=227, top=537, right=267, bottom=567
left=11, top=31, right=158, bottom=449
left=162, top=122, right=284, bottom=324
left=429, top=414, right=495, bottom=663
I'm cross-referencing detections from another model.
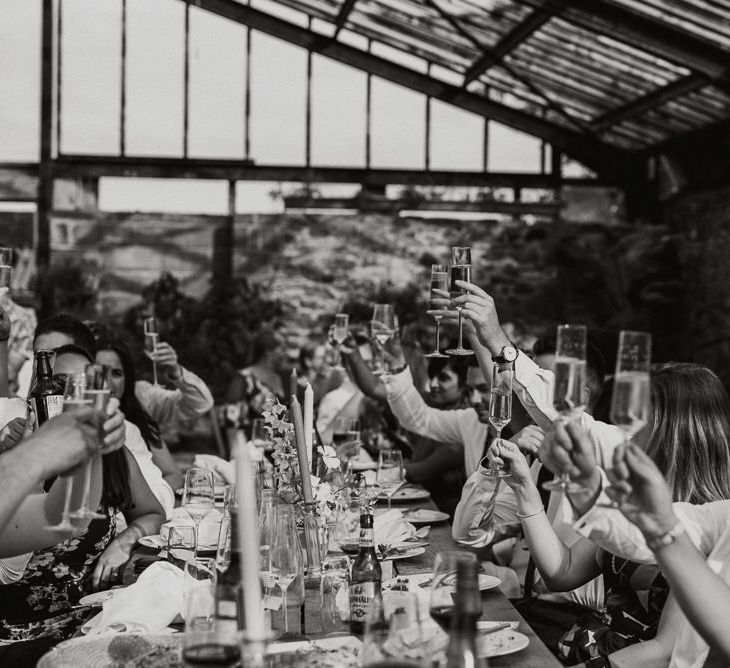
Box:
left=169, top=525, right=197, bottom=570
left=361, top=591, right=423, bottom=667
left=320, top=555, right=350, bottom=634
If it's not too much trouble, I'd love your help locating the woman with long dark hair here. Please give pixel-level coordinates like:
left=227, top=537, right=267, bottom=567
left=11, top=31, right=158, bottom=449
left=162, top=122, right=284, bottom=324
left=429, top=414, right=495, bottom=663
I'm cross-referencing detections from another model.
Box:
left=0, top=345, right=164, bottom=661
left=494, top=362, right=730, bottom=665
left=95, top=334, right=184, bottom=503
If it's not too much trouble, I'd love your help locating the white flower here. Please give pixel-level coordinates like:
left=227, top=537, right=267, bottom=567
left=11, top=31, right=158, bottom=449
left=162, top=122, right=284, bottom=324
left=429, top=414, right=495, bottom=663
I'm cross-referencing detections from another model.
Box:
left=318, top=445, right=340, bottom=470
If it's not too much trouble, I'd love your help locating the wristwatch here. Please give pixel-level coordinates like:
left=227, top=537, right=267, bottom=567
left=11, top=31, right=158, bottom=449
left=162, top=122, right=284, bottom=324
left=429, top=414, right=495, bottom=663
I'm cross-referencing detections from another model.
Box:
left=492, top=343, right=518, bottom=365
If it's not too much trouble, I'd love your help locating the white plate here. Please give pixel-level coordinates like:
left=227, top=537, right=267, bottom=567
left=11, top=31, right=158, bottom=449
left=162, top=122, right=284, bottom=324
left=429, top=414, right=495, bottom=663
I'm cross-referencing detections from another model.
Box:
left=38, top=633, right=180, bottom=667
left=478, top=628, right=530, bottom=658
left=380, top=546, right=425, bottom=561
left=403, top=508, right=449, bottom=524
left=379, top=487, right=431, bottom=502
left=383, top=572, right=501, bottom=591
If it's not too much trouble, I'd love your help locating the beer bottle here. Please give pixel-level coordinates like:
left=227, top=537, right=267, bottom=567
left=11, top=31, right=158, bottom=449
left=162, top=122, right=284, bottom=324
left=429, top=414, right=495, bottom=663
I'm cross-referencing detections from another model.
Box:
left=28, top=350, right=64, bottom=426
left=349, top=507, right=381, bottom=634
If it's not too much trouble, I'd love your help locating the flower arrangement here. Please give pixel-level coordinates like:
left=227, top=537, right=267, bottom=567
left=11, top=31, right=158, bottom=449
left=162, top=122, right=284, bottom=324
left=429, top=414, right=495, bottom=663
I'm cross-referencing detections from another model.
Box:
left=262, top=400, right=342, bottom=527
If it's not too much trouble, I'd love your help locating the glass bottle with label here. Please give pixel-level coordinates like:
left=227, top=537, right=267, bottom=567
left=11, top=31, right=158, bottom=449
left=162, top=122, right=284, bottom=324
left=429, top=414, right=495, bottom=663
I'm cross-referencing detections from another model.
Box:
left=28, top=349, right=64, bottom=426
left=349, top=507, right=382, bottom=635
left=445, top=560, right=487, bottom=668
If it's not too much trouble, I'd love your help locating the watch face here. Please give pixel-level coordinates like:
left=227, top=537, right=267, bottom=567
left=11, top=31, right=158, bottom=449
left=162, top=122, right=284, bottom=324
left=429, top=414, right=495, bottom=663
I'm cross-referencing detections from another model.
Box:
left=503, top=345, right=518, bottom=363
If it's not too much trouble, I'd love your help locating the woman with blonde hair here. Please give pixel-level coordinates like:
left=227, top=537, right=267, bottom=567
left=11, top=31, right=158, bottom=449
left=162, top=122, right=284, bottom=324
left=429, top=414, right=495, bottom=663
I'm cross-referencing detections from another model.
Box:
left=493, top=362, right=730, bottom=666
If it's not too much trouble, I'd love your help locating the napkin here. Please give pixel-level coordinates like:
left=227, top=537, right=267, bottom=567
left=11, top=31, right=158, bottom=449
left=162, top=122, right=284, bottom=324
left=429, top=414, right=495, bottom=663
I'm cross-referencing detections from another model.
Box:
left=374, top=510, right=417, bottom=545
left=82, top=562, right=184, bottom=635
left=193, top=454, right=235, bottom=485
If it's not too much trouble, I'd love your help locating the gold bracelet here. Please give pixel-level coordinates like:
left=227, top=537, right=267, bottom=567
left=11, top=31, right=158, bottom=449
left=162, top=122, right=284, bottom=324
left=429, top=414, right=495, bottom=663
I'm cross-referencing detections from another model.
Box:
left=517, top=507, right=545, bottom=519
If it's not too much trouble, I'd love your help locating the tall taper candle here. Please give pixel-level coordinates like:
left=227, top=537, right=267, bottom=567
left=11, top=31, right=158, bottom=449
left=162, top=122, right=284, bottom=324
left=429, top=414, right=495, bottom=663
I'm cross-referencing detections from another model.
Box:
left=290, top=396, right=314, bottom=502
left=234, top=433, right=264, bottom=639
left=303, top=383, right=314, bottom=466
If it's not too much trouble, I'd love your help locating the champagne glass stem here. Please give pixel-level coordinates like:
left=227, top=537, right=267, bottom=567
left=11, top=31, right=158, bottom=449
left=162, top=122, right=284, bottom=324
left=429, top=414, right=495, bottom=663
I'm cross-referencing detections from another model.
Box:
left=281, top=583, right=289, bottom=633
left=387, top=493, right=392, bottom=511
left=434, top=317, right=442, bottom=352
left=152, top=359, right=158, bottom=386
left=193, top=520, right=200, bottom=558
left=457, top=308, right=464, bottom=349
left=491, top=432, right=502, bottom=473
left=47, top=476, right=75, bottom=531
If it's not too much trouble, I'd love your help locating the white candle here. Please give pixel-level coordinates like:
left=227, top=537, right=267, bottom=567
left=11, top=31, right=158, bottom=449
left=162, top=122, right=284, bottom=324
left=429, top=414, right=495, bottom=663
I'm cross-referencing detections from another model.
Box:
left=234, top=433, right=264, bottom=639
left=303, top=383, right=314, bottom=468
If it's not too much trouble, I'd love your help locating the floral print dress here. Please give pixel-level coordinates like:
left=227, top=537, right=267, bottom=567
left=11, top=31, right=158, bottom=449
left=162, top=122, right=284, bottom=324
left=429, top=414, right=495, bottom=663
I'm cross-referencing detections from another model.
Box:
left=0, top=513, right=115, bottom=645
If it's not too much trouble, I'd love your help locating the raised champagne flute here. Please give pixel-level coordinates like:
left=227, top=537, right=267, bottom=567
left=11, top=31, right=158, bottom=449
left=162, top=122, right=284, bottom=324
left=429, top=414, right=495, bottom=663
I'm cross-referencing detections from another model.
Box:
left=598, top=331, right=652, bottom=508
left=370, top=304, right=396, bottom=375
left=445, top=247, right=474, bottom=356
left=143, top=316, right=159, bottom=386
left=332, top=313, right=349, bottom=370
left=45, top=374, right=87, bottom=532
left=182, top=468, right=215, bottom=556
left=424, top=263, right=449, bottom=359
left=377, top=448, right=405, bottom=510
left=69, top=363, right=109, bottom=520
left=543, top=324, right=589, bottom=493
left=0, top=246, right=13, bottom=301
left=483, top=364, right=513, bottom=479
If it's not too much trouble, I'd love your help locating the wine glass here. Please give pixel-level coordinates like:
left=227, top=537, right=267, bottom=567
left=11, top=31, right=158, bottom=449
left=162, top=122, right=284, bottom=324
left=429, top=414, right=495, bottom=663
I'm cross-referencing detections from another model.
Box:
left=332, top=313, right=350, bottom=371
left=182, top=468, right=215, bottom=556
left=429, top=551, right=478, bottom=632
left=321, top=554, right=351, bottom=635
left=599, top=331, right=652, bottom=509
left=168, top=525, right=197, bottom=569
left=45, top=374, right=87, bottom=532
left=143, top=316, right=159, bottom=386
left=69, top=363, right=110, bottom=521
left=371, top=304, right=396, bottom=375
left=333, top=493, right=361, bottom=557
left=445, top=247, right=474, bottom=357
left=543, top=324, right=589, bottom=493
left=425, top=264, right=449, bottom=359
left=258, top=489, right=276, bottom=597
left=0, top=246, right=12, bottom=301
left=271, top=504, right=304, bottom=635
left=483, top=364, right=513, bottom=479
left=361, top=590, right=423, bottom=666
left=377, top=449, right=405, bottom=510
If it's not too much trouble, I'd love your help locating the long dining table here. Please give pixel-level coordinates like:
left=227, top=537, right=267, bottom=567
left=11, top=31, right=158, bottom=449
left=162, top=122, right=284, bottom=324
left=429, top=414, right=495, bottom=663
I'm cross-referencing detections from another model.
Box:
left=123, top=481, right=561, bottom=667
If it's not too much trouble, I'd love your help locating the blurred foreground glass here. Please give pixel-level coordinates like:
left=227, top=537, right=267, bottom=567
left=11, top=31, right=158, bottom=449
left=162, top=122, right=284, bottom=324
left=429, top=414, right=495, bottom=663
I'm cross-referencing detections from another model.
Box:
left=424, top=264, right=449, bottom=359
left=181, top=559, right=241, bottom=668
left=377, top=449, right=404, bottom=510
left=543, top=324, right=588, bottom=494
left=429, top=551, right=478, bottom=632
left=361, top=590, right=423, bottom=667
left=320, top=554, right=350, bottom=635
left=333, top=492, right=361, bottom=557
left=445, top=247, right=473, bottom=357
left=371, top=304, right=396, bottom=374
left=271, top=504, right=304, bottom=635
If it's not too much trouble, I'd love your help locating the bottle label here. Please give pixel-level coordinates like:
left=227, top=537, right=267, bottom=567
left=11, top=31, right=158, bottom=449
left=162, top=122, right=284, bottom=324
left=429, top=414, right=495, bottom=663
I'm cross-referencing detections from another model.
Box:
left=349, top=582, right=377, bottom=622
left=359, top=527, right=374, bottom=547
left=45, top=396, right=63, bottom=419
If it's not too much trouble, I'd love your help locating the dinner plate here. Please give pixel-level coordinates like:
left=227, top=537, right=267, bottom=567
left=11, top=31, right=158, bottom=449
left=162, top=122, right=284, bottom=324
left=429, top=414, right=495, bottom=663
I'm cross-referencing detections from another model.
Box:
left=175, top=485, right=228, bottom=498
left=78, top=588, right=123, bottom=608
left=137, top=534, right=217, bottom=552
left=383, top=572, right=501, bottom=591
left=380, top=546, right=425, bottom=561
left=402, top=508, right=449, bottom=524
left=378, top=487, right=431, bottom=502
left=478, top=627, right=530, bottom=658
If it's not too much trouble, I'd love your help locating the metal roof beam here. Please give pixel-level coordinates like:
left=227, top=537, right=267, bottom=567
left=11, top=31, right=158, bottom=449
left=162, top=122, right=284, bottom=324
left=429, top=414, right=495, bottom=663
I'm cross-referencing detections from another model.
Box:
left=520, top=0, right=730, bottom=89
left=333, top=0, right=357, bottom=38
left=52, top=154, right=615, bottom=187
left=187, top=0, right=634, bottom=179
left=463, top=4, right=551, bottom=86
left=591, top=74, right=707, bottom=131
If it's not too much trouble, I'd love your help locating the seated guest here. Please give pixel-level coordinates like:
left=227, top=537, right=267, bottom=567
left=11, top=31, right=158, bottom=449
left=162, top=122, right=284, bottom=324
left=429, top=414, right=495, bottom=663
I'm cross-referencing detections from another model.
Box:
left=589, top=442, right=730, bottom=666
left=95, top=335, right=182, bottom=506
left=494, top=362, right=730, bottom=665
left=89, top=321, right=213, bottom=448
left=0, top=344, right=164, bottom=659
left=225, top=328, right=288, bottom=436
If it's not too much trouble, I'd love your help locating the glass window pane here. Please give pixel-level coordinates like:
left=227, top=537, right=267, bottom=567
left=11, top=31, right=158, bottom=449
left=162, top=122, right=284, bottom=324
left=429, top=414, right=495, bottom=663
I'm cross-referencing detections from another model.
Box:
left=60, top=0, right=121, bottom=154
left=311, top=56, right=366, bottom=167
left=99, top=177, right=228, bottom=214
left=488, top=121, right=542, bottom=173
left=429, top=101, right=484, bottom=171
left=0, top=0, right=41, bottom=160
left=188, top=7, right=246, bottom=159
left=370, top=78, right=425, bottom=169
left=249, top=32, right=306, bottom=165
left=126, top=0, right=184, bottom=156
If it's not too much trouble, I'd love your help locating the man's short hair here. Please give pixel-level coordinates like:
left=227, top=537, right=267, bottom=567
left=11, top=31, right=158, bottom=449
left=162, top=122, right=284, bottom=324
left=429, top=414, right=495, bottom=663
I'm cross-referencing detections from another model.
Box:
left=35, top=314, right=97, bottom=358
left=426, top=356, right=469, bottom=388
left=53, top=343, right=94, bottom=365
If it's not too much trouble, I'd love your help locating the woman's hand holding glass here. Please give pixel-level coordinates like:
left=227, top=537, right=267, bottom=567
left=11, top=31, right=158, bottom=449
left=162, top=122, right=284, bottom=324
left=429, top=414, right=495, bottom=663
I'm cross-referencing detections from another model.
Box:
left=605, top=443, right=678, bottom=541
